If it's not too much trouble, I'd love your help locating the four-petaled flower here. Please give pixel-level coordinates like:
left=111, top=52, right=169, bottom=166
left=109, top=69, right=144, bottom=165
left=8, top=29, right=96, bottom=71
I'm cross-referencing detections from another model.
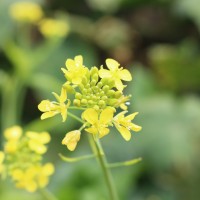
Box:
left=82, top=107, right=115, bottom=138
left=38, top=87, right=70, bottom=122
left=62, top=130, right=81, bottom=151
left=61, top=55, right=88, bottom=85
left=113, top=111, right=142, bottom=141
left=99, top=58, right=132, bottom=91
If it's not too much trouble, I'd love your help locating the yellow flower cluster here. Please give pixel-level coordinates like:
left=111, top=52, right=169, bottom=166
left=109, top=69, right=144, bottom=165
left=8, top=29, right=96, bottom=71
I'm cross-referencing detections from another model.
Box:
left=9, top=2, right=69, bottom=38
left=0, top=126, right=54, bottom=192
left=38, top=55, right=142, bottom=151
left=9, top=2, right=43, bottom=23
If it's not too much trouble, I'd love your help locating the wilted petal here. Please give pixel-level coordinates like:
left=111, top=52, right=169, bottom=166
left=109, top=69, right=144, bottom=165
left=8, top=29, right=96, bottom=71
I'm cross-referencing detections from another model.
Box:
left=62, top=130, right=81, bottom=151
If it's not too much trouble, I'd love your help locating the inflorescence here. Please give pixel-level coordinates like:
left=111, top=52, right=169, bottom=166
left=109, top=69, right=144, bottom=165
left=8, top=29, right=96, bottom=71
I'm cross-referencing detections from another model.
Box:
left=38, top=55, right=142, bottom=151
left=0, top=126, right=54, bottom=192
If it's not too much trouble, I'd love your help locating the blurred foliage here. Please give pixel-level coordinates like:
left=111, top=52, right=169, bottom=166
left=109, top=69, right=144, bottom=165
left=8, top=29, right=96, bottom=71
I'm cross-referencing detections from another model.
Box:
left=0, top=0, right=200, bottom=199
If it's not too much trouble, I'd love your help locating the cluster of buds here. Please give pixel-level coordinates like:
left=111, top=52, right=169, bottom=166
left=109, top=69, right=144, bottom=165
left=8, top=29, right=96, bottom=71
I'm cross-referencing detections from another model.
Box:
left=0, top=126, right=54, bottom=192
left=38, top=55, right=142, bottom=151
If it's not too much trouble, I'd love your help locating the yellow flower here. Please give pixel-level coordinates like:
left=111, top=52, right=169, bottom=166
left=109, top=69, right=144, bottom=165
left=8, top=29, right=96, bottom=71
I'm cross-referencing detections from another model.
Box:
left=37, top=163, right=54, bottom=188
left=4, top=126, right=22, bottom=140
left=39, top=18, right=70, bottom=38
left=62, top=130, right=81, bottom=151
left=26, top=131, right=51, bottom=154
left=99, top=58, right=132, bottom=91
left=0, top=151, right=5, bottom=174
left=82, top=107, right=115, bottom=138
left=38, top=87, right=70, bottom=122
left=113, top=111, right=142, bottom=141
left=4, top=126, right=22, bottom=153
left=9, top=2, right=43, bottom=23
left=61, top=55, right=88, bottom=85
left=11, top=167, right=38, bottom=192
left=11, top=163, right=54, bottom=192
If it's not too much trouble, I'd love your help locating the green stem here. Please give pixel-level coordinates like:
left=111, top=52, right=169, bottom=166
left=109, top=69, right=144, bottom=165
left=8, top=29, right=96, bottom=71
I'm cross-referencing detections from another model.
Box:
left=67, top=113, right=119, bottom=199
left=68, top=111, right=84, bottom=124
left=39, top=188, right=58, bottom=200
left=91, top=136, right=119, bottom=200
left=68, top=106, right=86, bottom=110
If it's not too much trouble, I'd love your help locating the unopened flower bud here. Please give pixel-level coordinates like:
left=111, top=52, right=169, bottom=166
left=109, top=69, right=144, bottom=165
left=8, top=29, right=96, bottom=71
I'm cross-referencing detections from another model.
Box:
left=73, top=99, right=81, bottom=107
left=102, top=85, right=109, bottom=92
left=81, top=99, right=87, bottom=105
left=75, top=92, right=82, bottom=99
left=115, top=91, right=122, bottom=98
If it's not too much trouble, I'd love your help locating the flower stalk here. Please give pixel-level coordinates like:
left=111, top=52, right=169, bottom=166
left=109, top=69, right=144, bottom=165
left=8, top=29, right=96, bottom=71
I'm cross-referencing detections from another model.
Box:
left=91, top=135, right=119, bottom=200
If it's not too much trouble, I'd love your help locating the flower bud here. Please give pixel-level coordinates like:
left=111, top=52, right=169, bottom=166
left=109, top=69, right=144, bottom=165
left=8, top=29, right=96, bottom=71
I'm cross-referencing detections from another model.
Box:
left=102, top=85, right=109, bottom=92
left=73, top=99, right=81, bottom=107
left=115, top=91, right=122, bottom=98
left=81, top=99, right=87, bottom=105
left=75, top=92, right=82, bottom=99
left=90, top=67, right=98, bottom=75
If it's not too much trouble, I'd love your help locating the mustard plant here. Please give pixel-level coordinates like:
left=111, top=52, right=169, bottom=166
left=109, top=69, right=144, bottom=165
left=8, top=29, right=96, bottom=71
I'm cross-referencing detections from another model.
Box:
left=0, top=126, right=54, bottom=194
left=38, top=55, right=142, bottom=200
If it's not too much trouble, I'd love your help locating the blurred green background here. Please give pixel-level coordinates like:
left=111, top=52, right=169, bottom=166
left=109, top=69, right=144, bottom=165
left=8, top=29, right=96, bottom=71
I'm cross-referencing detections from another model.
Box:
left=1, top=0, right=200, bottom=199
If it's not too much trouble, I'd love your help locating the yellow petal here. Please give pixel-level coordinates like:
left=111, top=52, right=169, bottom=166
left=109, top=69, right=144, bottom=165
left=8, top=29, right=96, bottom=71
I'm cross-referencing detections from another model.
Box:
left=42, top=163, right=54, bottom=176
left=130, top=124, right=142, bottom=132
left=119, top=69, right=132, bottom=81
left=41, top=111, right=58, bottom=120
left=125, top=112, right=138, bottom=121
left=25, top=181, right=37, bottom=192
left=100, top=107, right=114, bottom=125
left=115, top=79, right=125, bottom=91
left=39, top=132, right=51, bottom=143
left=85, top=127, right=98, bottom=135
left=115, top=124, right=131, bottom=141
left=28, top=140, right=47, bottom=154
left=106, top=58, right=120, bottom=71
left=74, top=55, right=83, bottom=66
left=4, top=126, right=22, bottom=140
left=99, top=127, right=110, bottom=138
left=61, top=107, right=67, bottom=122
left=60, top=87, right=67, bottom=103
left=11, top=169, right=24, bottom=180
left=65, top=59, right=75, bottom=71
left=38, top=175, right=48, bottom=188
left=82, top=108, right=98, bottom=125
left=38, top=100, right=53, bottom=112
left=99, top=68, right=112, bottom=78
